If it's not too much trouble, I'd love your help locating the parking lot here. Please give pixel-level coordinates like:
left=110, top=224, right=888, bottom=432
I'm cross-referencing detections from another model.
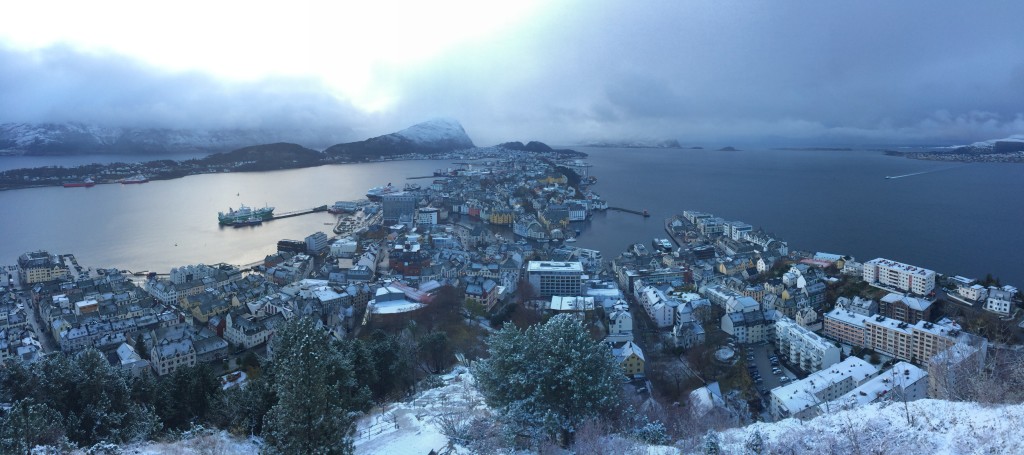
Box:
left=744, top=343, right=796, bottom=397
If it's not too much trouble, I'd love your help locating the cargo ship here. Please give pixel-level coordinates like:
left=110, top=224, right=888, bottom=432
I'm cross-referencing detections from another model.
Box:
left=63, top=178, right=96, bottom=188
left=219, top=204, right=274, bottom=225
left=120, top=174, right=149, bottom=184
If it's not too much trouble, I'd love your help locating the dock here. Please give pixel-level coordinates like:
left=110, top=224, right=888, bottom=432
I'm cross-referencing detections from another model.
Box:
left=608, top=206, right=650, bottom=217
left=269, top=205, right=329, bottom=221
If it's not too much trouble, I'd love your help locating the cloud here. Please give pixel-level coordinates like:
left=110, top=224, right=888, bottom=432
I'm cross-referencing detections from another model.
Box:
left=0, top=45, right=362, bottom=144
left=2, top=1, right=1024, bottom=147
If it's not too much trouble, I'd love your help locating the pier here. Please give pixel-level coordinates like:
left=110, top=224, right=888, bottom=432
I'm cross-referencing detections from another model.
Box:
left=608, top=206, right=650, bottom=217
left=269, top=205, right=329, bottom=221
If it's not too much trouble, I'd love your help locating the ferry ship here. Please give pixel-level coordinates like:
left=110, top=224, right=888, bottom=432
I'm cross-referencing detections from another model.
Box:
left=63, top=178, right=96, bottom=188
left=120, top=174, right=149, bottom=184
left=365, top=183, right=397, bottom=201
left=218, top=204, right=274, bottom=225
left=232, top=215, right=264, bottom=227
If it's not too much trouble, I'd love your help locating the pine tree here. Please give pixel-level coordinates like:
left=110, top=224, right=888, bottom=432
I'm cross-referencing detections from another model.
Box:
left=262, top=317, right=363, bottom=454
left=703, top=430, right=721, bottom=455
left=745, top=428, right=765, bottom=454
left=472, top=314, right=624, bottom=438
left=0, top=398, right=67, bottom=453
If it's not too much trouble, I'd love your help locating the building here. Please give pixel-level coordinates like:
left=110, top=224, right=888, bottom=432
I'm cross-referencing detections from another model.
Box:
left=866, top=316, right=961, bottom=364
left=382, top=192, right=419, bottom=224
left=862, top=258, right=935, bottom=296
left=722, top=310, right=775, bottom=344
left=305, top=231, right=330, bottom=255
left=927, top=336, right=988, bottom=399
left=823, top=308, right=870, bottom=348
left=150, top=338, right=196, bottom=376
left=770, top=356, right=878, bottom=420
left=634, top=283, right=678, bottom=328
left=612, top=341, right=645, bottom=377
left=776, top=316, right=841, bottom=373
left=17, top=251, right=70, bottom=284
left=526, top=261, right=583, bottom=298
left=824, top=362, right=928, bottom=412
left=416, top=207, right=439, bottom=226
left=984, top=287, right=1015, bottom=316
left=835, top=296, right=877, bottom=316
left=606, top=306, right=633, bottom=343
left=878, top=292, right=934, bottom=324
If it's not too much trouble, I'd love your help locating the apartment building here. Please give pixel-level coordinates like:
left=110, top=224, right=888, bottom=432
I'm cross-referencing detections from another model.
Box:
left=776, top=316, right=841, bottom=372
left=862, top=258, right=935, bottom=296
left=770, top=357, right=878, bottom=420
left=526, top=261, right=583, bottom=298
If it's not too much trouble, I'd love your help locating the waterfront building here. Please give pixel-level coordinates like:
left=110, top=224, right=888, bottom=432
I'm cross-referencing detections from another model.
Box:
left=984, top=286, right=1015, bottom=316
left=526, top=261, right=583, bottom=298
left=862, top=258, right=935, bottom=296
left=305, top=231, right=330, bottom=255
left=382, top=192, right=419, bottom=224
left=17, top=251, right=70, bottom=284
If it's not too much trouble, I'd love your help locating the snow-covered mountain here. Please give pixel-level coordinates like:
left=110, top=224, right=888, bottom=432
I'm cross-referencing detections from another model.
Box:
left=946, top=134, right=1024, bottom=154
left=0, top=122, right=351, bottom=156
left=323, top=118, right=475, bottom=160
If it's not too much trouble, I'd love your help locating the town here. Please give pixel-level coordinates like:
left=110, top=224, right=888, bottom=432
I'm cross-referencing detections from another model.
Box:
left=1, top=146, right=1022, bottom=450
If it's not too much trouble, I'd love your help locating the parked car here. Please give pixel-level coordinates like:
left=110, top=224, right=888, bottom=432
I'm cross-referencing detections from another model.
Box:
left=780, top=376, right=790, bottom=383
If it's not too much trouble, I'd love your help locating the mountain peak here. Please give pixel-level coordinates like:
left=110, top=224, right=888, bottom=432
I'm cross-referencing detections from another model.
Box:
left=324, top=118, right=474, bottom=161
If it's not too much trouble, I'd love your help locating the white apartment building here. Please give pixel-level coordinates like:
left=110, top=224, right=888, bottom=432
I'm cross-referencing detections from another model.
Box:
left=862, top=258, right=935, bottom=296
left=770, top=357, right=878, bottom=420
left=150, top=339, right=196, bottom=376
left=634, top=283, right=678, bottom=328
left=526, top=261, right=583, bottom=298
left=823, top=362, right=928, bottom=412
left=776, top=316, right=841, bottom=372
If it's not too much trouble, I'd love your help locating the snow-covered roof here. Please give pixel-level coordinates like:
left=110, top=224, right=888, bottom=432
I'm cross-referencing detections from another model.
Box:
left=771, top=356, right=877, bottom=417
left=825, top=362, right=927, bottom=411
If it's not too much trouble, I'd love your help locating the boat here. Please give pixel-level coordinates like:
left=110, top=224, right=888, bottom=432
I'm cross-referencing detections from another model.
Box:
left=232, top=215, right=264, bottom=227
left=218, top=204, right=274, bottom=225
left=365, top=183, right=397, bottom=201
left=63, top=178, right=96, bottom=188
left=120, top=174, right=149, bottom=184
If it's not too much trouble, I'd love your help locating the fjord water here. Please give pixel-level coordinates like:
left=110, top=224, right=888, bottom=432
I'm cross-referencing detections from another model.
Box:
left=0, top=148, right=1021, bottom=284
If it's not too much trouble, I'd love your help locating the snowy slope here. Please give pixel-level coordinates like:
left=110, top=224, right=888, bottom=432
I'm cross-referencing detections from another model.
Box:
left=0, top=122, right=350, bottom=155
left=711, top=399, right=1024, bottom=454
left=392, top=118, right=473, bottom=148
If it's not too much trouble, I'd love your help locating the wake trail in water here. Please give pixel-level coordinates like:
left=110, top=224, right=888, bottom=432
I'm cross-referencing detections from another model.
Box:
left=885, top=164, right=969, bottom=179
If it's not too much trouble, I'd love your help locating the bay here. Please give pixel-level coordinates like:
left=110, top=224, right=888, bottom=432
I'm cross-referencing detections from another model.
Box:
left=0, top=148, right=1020, bottom=285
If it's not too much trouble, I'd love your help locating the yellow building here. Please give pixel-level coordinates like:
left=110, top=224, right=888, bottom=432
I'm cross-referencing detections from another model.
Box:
left=614, top=341, right=646, bottom=377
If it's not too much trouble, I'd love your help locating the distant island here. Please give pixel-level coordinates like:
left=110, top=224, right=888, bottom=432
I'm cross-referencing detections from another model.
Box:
left=885, top=136, right=1024, bottom=163
left=717, top=146, right=740, bottom=151
left=772, top=147, right=853, bottom=151
left=581, top=139, right=682, bottom=149
left=0, top=119, right=586, bottom=191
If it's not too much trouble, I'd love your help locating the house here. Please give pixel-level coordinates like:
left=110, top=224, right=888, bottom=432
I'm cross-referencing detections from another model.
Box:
left=606, top=306, right=633, bottom=343
left=613, top=341, right=645, bottom=377
left=770, top=357, right=878, bottom=420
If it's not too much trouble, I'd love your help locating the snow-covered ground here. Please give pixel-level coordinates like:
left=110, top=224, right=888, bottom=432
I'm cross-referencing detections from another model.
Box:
left=370, top=300, right=425, bottom=314
left=713, top=398, right=1024, bottom=454
left=354, top=367, right=483, bottom=455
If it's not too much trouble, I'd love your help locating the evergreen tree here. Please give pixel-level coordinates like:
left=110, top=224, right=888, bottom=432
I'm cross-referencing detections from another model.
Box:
left=0, top=398, right=67, bottom=453
left=745, top=428, right=765, bottom=454
left=703, top=430, right=721, bottom=455
left=472, top=314, right=624, bottom=439
left=262, top=317, right=362, bottom=454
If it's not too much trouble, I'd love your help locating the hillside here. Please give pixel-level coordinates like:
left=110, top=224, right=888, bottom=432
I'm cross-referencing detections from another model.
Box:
left=324, top=118, right=475, bottom=161
left=706, top=399, right=1024, bottom=454
left=0, top=123, right=299, bottom=156
left=198, top=142, right=324, bottom=170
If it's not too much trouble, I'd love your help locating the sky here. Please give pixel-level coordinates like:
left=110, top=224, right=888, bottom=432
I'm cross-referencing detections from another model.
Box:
left=2, top=0, right=1024, bottom=146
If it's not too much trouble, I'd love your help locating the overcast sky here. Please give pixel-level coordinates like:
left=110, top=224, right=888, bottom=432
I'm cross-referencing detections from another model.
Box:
left=2, top=1, right=1023, bottom=146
